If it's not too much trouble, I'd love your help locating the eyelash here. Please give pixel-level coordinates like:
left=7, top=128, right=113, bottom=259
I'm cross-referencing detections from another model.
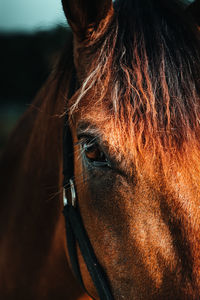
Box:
left=78, top=136, right=111, bottom=168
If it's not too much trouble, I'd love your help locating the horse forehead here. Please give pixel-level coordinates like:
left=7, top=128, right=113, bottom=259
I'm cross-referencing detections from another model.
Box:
left=75, top=107, right=133, bottom=149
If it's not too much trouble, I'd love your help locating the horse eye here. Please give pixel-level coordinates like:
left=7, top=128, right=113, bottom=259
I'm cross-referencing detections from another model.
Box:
left=82, top=141, right=109, bottom=166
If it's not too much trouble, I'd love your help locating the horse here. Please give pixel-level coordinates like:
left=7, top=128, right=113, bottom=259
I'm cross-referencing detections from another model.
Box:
left=0, top=0, right=200, bottom=299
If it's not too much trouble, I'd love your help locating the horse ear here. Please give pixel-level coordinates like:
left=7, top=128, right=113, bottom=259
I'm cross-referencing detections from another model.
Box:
left=62, top=0, right=114, bottom=40
left=187, top=0, right=200, bottom=26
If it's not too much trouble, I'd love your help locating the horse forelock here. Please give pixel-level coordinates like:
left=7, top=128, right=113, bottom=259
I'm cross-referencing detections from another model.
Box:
left=68, top=0, right=200, bottom=191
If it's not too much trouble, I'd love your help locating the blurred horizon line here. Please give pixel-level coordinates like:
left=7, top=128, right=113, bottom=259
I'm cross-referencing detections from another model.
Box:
left=0, top=23, right=69, bottom=35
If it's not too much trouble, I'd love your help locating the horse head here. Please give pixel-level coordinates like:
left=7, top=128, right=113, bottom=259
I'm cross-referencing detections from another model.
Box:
left=60, top=0, right=200, bottom=299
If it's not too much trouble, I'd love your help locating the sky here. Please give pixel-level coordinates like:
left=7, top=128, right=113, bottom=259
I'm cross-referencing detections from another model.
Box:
left=0, top=0, right=67, bottom=32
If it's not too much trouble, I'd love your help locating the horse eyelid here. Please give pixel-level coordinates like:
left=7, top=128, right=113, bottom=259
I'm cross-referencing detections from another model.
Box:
left=77, top=133, right=99, bottom=143
left=77, top=137, right=112, bottom=168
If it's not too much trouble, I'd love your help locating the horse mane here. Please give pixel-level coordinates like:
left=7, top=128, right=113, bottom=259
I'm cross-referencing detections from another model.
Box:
left=67, top=0, right=200, bottom=191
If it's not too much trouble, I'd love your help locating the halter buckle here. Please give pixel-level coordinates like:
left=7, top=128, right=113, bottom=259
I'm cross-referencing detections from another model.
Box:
left=63, top=179, right=76, bottom=207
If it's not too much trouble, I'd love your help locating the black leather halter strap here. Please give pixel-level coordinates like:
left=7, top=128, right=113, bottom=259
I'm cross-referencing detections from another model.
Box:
left=62, top=70, right=113, bottom=300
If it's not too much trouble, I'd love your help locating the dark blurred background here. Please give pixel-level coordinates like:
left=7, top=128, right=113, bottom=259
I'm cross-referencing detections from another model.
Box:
left=0, top=0, right=68, bottom=154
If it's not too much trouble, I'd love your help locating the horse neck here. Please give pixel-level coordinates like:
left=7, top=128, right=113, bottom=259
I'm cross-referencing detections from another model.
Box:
left=0, top=80, right=66, bottom=292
